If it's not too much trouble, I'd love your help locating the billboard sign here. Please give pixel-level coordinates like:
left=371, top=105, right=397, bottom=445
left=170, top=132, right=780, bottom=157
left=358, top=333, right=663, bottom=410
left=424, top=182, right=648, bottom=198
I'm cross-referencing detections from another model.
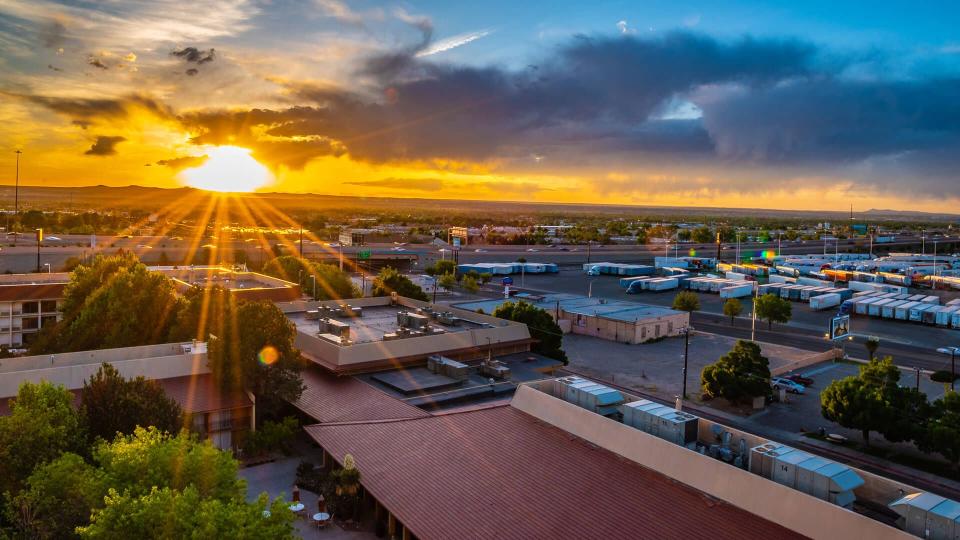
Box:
left=452, top=237, right=461, bottom=248
left=830, top=315, right=850, bottom=340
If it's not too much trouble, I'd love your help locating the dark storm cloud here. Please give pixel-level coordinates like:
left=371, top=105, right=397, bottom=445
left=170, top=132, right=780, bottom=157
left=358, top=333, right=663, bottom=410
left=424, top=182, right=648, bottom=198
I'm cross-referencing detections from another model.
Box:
left=171, top=47, right=216, bottom=64
left=221, top=31, right=814, bottom=166
left=19, top=94, right=173, bottom=124
left=85, top=136, right=125, bottom=156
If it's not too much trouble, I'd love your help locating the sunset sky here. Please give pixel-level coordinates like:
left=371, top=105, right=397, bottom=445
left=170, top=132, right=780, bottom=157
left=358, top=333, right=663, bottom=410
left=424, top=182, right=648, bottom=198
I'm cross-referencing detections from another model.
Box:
left=1, top=0, right=958, bottom=211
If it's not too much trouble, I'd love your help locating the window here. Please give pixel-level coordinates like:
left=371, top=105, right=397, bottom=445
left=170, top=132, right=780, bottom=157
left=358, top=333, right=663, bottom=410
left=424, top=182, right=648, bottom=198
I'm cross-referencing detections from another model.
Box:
left=668, top=322, right=673, bottom=333
left=21, top=302, right=38, bottom=314
left=40, top=315, right=57, bottom=328
left=40, top=300, right=57, bottom=313
left=641, top=327, right=647, bottom=339
left=21, top=317, right=39, bottom=330
left=655, top=325, right=661, bottom=338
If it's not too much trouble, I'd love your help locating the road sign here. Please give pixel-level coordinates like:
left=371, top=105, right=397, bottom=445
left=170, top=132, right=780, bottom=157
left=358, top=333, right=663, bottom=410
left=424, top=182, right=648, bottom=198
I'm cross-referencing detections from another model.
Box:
left=501, top=276, right=513, bottom=285
left=829, top=315, right=850, bottom=340
left=358, top=250, right=371, bottom=260
left=452, top=237, right=461, bottom=248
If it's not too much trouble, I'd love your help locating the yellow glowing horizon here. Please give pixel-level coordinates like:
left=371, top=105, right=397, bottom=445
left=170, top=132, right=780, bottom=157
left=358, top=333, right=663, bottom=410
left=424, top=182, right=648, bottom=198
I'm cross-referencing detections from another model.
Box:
left=179, top=146, right=274, bottom=193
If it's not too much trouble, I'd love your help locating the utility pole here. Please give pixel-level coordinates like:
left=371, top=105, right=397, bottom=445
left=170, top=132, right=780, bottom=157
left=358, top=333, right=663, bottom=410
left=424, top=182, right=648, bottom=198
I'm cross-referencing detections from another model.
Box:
left=682, top=330, right=689, bottom=399
left=35, top=228, right=42, bottom=273
left=750, top=282, right=758, bottom=342
left=586, top=240, right=592, bottom=264
left=299, top=227, right=303, bottom=257
left=14, top=149, right=21, bottom=246
left=921, top=228, right=926, bottom=255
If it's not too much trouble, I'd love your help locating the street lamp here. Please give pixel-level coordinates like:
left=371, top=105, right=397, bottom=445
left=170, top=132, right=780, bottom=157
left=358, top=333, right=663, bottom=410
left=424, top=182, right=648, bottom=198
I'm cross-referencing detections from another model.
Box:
left=310, top=274, right=317, bottom=300
left=681, top=326, right=694, bottom=399
left=937, top=347, right=958, bottom=391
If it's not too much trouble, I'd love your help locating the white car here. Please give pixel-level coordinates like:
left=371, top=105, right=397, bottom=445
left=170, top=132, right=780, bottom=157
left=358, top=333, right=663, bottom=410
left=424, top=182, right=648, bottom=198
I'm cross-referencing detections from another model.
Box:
left=771, top=377, right=805, bottom=394
left=526, top=248, right=538, bottom=252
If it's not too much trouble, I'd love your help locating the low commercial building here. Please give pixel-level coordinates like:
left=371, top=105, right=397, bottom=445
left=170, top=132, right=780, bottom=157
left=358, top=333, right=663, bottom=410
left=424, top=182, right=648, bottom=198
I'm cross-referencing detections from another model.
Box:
left=455, top=293, right=689, bottom=344
left=280, top=295, right=535, bottom=374
left=302, top=378, right=916, bottom=540
left=0, top=341, right=253, bottom=450
left=153, top=266, right=301, bottom=302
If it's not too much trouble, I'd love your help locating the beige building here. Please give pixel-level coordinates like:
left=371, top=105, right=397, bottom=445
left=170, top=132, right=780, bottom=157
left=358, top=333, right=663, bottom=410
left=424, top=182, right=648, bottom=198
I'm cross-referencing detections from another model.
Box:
left=455, top=293, right=690, bottom=344
left=0, top=272, right=70, bottom=349
left=278, top=295, right=534, bottom=374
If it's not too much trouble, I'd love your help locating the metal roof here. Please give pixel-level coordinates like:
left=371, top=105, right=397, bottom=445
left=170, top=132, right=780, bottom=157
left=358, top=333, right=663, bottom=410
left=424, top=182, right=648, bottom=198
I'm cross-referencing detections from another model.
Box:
left=304, top=406, right=804, bottom=540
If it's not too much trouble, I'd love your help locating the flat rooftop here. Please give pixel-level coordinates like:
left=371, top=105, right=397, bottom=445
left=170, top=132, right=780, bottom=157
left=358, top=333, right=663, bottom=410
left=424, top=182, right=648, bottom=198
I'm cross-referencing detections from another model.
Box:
left=287, top=304, right=485, bottom=345
left=284, top=296, right=533, bottom=374
left=455, top=292, right=682, bottom=321
left=152, top=266, right=301, bottom=302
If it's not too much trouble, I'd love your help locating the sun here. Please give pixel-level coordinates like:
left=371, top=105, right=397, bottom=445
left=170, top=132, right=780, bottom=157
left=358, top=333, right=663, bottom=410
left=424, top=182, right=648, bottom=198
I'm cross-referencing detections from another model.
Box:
left=180, top=146, right=274, bottom=192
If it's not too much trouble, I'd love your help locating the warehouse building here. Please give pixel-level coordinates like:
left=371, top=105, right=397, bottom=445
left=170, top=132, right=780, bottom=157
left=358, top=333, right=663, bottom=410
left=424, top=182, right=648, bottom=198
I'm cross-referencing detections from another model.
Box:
left=301, top=377, right=917, bottom=540
left=455, top=293, right=689, bottom=344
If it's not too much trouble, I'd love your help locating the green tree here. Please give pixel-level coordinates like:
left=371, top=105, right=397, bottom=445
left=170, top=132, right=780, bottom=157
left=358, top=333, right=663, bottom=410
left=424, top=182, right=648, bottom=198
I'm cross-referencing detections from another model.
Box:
left=461, top=274, right=480, bottom=293
left=691, top=226, right=714, bottom=244
left=5, top=453, right=109, bottom=539
left=0, top=382, right=87, bottom=494
left=206, top=299, right=305, bottom=421
left=492, top=301, right=567, bottom=363
left=426, top=259, right=456, bottom=277
left=262, top=255, right=355, bottom=300
left=78, top=487, right=296, bottom=539
left=672, top=291, right=701, bottom=312
left=820, top=356, right=906, bottom=446
left=95, top=427, right=245, bottom=501
left=81, top=363, right=183, bottom=442
left=370, top=267, right=429, bottom=301
left=31, top=252, right=184, bottom=353
left=701, top=340, right=771, bottom=404
left=479, top=272, right=493, bottom=284
left=754, top=293, right=792, bottom=330
left=438, top=272, right=457, bottom=291
left=918, top=392, right=960, bottom=471
left=723, top=298, right=743, bottom=325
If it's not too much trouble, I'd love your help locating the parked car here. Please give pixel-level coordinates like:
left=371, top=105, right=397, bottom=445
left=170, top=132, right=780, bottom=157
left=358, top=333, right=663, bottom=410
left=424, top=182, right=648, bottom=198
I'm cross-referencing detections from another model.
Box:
left=785, top=374, right=814, bottom=386
left=771, top=377, right=805, bottom=394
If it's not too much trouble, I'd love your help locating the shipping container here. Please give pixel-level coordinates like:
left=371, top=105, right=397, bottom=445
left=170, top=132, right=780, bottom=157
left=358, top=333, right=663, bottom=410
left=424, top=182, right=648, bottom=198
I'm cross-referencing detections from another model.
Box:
left=810, top=293, right=842, bottom=311
left=869, top=298, right=894, bottom=317
left=895, top=302, right=918, bottom=320
left=936, top=306, right=960, bottom=327
left=720, top=282, right=754, bottom=299
left=882, top=300, right=906, bottom=319
left=910, top=303, right=936, bottom=322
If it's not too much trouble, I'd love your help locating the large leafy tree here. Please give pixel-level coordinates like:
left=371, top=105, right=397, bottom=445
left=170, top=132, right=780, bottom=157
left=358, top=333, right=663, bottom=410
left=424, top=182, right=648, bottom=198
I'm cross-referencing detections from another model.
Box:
left=78, top=487, right=296, bottom=539
left=205, top=296, right=305, bottom=421
left=5, top=453, right=108, bottom=539
left=261, top=255, right=357, bottom=300
left=0, top=382, right=87, bottom=494
left=492, top=301, right=567, bottom=363
left=701, top=340, right=771, bottom=403
left=820, top=356, right=920, bottom=446
left=754, top=293, right=792, bottom=330
left=81, top=363, right=183, bottom=442
left=31, top=252, right=184, bottom=353
left=918, top=392, right=960, bottom=470
left=370, top=266, right=429, bottom=301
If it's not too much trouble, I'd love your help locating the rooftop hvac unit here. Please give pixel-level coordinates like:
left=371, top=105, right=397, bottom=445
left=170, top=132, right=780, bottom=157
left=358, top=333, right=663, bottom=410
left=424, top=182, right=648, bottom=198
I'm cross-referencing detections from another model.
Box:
left=890, top=492, right=960, bottom=539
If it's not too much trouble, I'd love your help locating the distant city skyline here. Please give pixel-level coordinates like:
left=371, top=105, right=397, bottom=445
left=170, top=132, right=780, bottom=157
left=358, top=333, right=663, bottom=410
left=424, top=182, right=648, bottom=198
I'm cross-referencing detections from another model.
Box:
left=1, top=1, right=958, bottom=212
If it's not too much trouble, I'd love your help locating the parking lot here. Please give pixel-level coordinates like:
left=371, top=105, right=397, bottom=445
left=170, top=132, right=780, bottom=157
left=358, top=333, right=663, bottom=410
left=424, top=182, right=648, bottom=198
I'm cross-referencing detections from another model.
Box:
left=562, top=332, right=810, bottom=403
left=516, top=267, right=960, bottom=349
left=753, top=359, right=950, bottom=437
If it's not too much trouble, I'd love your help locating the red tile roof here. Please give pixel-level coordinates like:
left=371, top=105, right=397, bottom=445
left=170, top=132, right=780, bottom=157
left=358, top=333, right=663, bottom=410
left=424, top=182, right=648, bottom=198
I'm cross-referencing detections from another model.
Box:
left=305, top=406, right=805, bottom=540
left=157, top=374, right=252, bottom=413
left=0, top=282, right=66, bottom=302
left=293, top=368, right=429, bottom=423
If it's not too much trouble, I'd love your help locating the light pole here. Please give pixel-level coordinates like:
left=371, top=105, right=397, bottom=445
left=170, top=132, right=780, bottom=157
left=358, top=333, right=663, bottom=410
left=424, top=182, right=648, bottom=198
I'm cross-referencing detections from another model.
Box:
left=937, top=347, right=958, bottom=391
left=310, top=274, right=316, bottom=300
left=777, top=232, right=782, bottom=257
left=14, top=149, right=21, bottom=246
left=587, top=279, right=595, bottom=298
left=681, top=326, right=693, bottom=399
left=735, top=230, right=740, bottom=262
left=750, top=282, right=759, bottom=342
